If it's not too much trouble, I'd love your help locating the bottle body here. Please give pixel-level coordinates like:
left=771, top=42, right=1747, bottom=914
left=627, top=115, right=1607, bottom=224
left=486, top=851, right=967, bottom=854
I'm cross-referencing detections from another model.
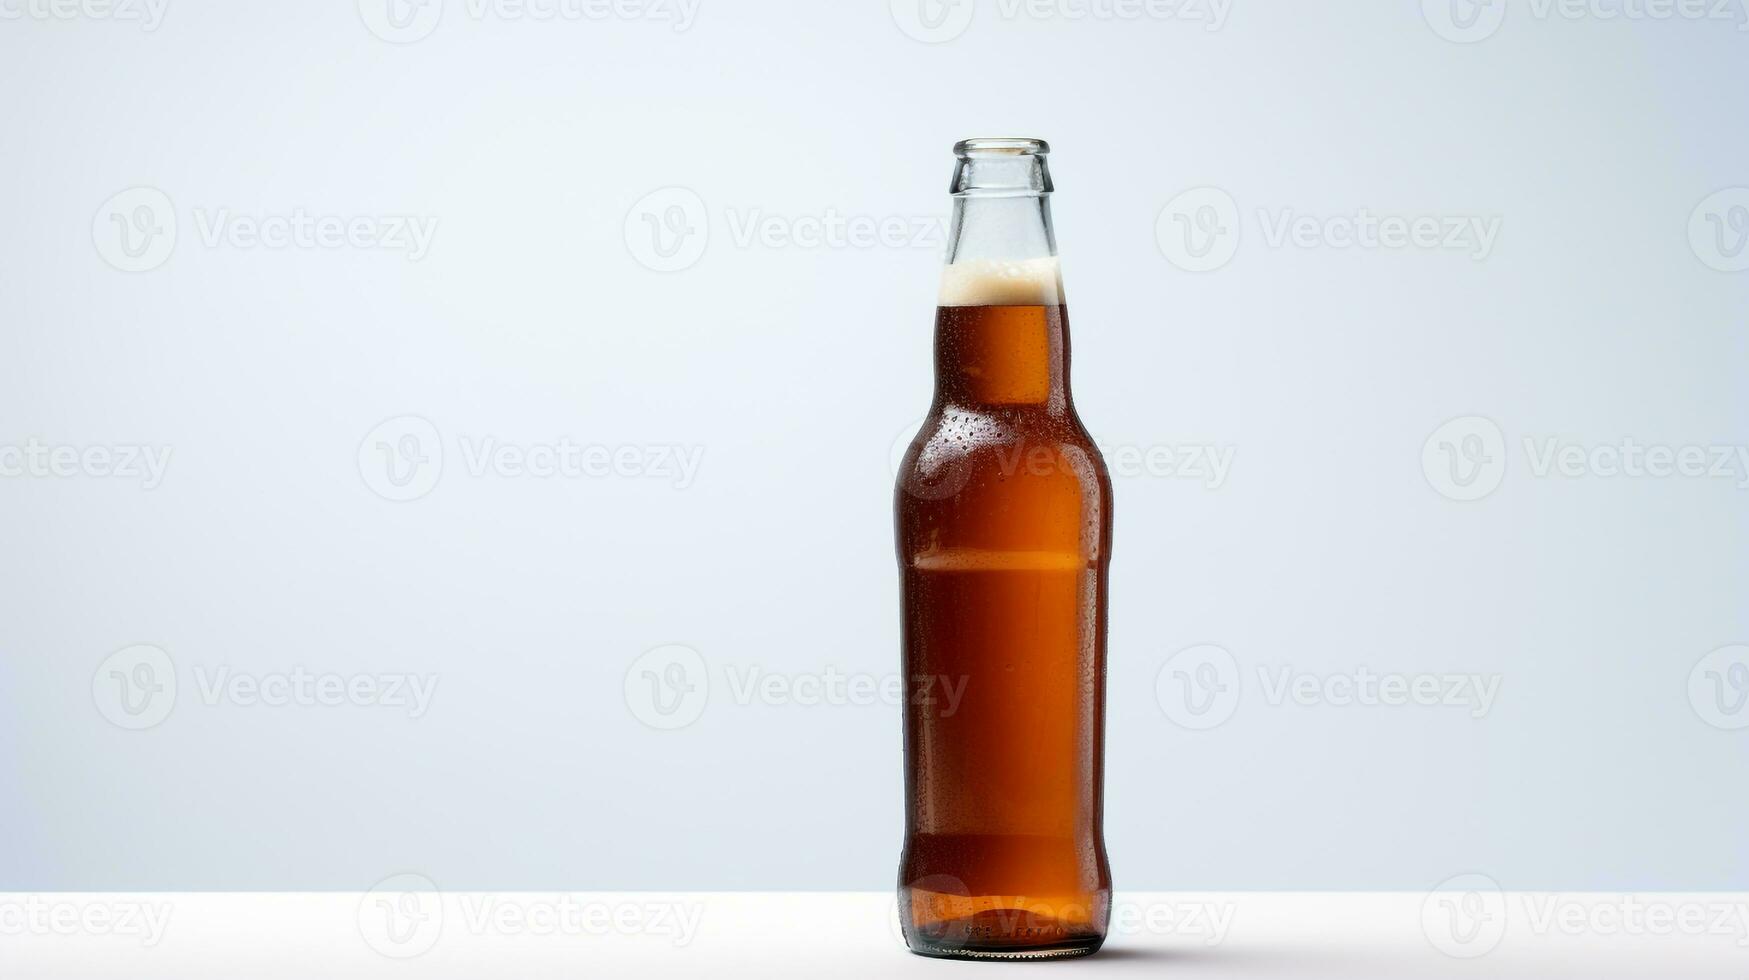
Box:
left=895, top=139, right=1112, bottom=960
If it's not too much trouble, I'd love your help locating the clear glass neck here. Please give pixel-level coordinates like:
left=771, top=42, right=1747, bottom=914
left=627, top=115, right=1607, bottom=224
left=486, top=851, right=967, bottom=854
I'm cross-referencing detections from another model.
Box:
left=943, top=138, right=1058, bottom=268
left=939, top=138, right=1064, bottom=312
left=932, top=139, right=1072, bottom=410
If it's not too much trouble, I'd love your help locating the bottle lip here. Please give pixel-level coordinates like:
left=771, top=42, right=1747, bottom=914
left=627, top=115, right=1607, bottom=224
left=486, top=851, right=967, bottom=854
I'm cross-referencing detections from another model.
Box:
left=954, top=137, right=1050, bottom=157
left=950, top=138, right=1054, bottom=196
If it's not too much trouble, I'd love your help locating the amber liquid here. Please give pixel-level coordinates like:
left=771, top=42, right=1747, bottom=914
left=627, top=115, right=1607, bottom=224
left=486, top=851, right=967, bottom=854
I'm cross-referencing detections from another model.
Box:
left=895, top=303, right=1112, bottom=959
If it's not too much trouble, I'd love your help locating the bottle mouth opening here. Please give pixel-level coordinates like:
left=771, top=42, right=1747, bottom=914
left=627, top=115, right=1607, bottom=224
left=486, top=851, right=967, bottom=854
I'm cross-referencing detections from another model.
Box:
left=954, top=137, right=1050, bottom=158
left=951, top=138, right=1053, bottom=196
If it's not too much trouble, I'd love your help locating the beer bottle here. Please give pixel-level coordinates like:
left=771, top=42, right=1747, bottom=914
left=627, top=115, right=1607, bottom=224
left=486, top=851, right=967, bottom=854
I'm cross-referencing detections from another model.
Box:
left=895, top=138, right=1113, bottom=959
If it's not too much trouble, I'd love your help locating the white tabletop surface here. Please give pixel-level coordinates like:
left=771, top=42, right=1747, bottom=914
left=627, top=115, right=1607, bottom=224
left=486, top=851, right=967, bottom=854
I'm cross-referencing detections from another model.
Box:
left=2, top=891, right=1745, bottom=977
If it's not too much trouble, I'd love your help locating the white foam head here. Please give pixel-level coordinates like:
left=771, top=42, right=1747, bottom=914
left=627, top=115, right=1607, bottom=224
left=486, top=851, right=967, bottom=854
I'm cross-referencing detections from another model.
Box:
left=937, top=257, right=1064, bottom=307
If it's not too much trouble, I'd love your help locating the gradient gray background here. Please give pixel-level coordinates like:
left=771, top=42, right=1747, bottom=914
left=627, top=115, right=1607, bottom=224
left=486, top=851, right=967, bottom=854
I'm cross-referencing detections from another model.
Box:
left=1, top=0, right=1745, bottom=891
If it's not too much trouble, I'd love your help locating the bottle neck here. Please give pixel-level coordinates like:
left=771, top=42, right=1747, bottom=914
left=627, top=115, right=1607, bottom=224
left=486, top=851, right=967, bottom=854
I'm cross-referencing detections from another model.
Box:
left=944, top=194, right=1059, bottom=270
left=933, top=301, right=1071, bottom=411
left=934, top=142, right=1069, bottom=410
left=943, top=143, right=1059, bottom=268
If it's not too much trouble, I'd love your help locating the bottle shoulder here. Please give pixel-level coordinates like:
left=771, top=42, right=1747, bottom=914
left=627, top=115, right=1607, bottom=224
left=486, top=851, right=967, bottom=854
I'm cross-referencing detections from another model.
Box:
left=894, top=405, right=1113, bottom=563
left=905, top=404, right=1107, bottom=456
left=895, top=404, right=1113, bottom=501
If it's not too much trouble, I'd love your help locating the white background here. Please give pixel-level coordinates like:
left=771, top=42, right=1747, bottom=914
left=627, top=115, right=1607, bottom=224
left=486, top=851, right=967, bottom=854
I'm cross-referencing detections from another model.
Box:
left=1, top=0, right=1745, bottom=892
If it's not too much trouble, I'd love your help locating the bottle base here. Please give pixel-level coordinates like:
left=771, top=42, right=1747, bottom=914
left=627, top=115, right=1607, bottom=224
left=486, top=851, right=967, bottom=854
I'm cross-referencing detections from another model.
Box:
left=906, top=938, right=1104, bottom=961
left=900, top=903, right=1107, bottom=961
